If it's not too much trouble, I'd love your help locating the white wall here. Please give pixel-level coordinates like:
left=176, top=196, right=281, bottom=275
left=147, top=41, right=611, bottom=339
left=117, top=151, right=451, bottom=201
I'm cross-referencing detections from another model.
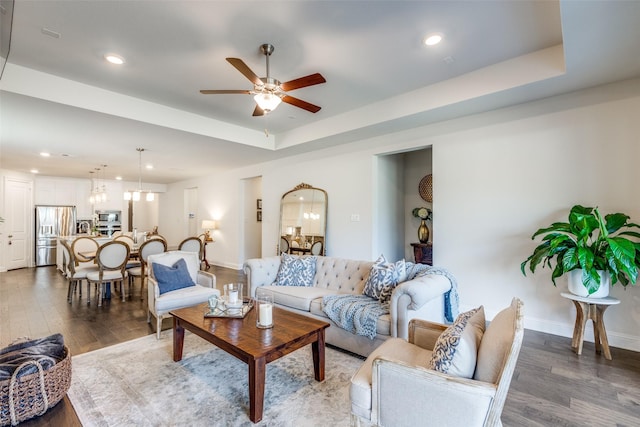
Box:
left=403, top=148, right=432, bottom=261
left=159, top=78, right=640, bottom=351
left=242, top=176, right=262, bottom=261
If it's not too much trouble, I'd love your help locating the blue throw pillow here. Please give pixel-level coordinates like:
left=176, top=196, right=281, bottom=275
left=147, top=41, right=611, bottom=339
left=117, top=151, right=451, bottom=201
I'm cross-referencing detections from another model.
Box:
left=363, top=254, right=406, bottom=303
left=152, top=258, right=196, bottom=295
left=275, top=253, right=317, bottom=287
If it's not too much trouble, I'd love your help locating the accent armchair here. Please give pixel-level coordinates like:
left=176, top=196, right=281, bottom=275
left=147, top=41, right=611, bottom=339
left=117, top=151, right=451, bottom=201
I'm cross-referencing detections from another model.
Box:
left=350, top=298, right=524, bottom=427
left=147, top=251, right=220, bottom=339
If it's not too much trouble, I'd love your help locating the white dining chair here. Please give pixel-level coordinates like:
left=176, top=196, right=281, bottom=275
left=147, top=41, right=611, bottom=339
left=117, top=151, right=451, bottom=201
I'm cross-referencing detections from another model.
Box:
left=60, top=239, right=99, bottom=304
left=71, top=236, right=99, bottom=268
left=127, top=238, right=167, bottom=300
left=178, top=236, right=204, bottom=268
left=86, top=241, right=130, bottom=306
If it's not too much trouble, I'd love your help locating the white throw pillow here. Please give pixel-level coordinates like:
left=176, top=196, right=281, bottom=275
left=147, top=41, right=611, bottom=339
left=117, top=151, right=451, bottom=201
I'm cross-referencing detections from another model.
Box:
left=427, top=306, right=485, bottom=378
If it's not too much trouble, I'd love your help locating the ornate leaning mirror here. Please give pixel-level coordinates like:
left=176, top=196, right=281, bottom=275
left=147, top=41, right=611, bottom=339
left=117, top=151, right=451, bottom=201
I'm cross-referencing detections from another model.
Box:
left=279, top=183, right=327, bottom=256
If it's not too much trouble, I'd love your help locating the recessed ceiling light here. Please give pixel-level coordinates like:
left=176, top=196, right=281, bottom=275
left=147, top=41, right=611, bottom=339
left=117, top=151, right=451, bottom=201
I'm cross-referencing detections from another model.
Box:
left=40, top=152, right=50, bottom=157
left=115, top=176, right=122, bottom=180
left=104, top=54, right=125, bottom=65
left=30, top=169, right=39, bottom=174
left=424, top=33, right=443, bottom=46
left=145, top=164, right=153, bottom=170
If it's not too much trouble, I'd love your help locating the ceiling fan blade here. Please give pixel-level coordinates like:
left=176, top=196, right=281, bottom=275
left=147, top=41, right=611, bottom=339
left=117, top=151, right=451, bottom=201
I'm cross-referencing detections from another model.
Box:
left=282, top=95, right=322, bottom=113
left=200, top=89, right=252, bottom=94
left=226, top=58, right=263, bottom=86
left=252, top=105, right=265, bottom=116
left=280, top=73, right=326, bottom=92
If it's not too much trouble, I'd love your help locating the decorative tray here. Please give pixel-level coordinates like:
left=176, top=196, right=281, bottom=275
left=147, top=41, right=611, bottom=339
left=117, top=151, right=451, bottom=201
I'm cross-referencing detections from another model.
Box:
left=204, top=298, right=254, bottom=318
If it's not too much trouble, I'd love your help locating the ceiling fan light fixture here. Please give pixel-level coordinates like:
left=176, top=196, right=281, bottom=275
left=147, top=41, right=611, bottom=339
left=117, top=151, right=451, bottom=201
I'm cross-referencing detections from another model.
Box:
left=104, top=53, right=125, bottom=65
left=424, top=33, right=443, bottom=46
left=254, top=92, right=282, bottom=113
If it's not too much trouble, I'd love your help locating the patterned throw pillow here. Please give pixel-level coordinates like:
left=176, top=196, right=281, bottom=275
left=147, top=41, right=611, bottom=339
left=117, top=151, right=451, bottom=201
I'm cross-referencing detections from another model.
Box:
left=427, top=306, right=486, bottom=378
left=152, top=258, right=196, bottom=295
left=363, top=255, right=406, bottom=304
left=275, top=253, right=317, bottom=287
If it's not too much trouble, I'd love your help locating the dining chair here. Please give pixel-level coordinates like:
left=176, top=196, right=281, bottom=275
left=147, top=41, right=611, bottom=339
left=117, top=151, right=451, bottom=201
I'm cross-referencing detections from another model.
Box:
left=71, top=236, right=99, bottom=267
left=60, top=239, right=99, bottom=304
left=147, top=234, right=168, bottom=245
left=86, top=241, right=130, bottom=306
left=178, top=236, right=204, bottom=268
left=310, top=240, right=323, bottom=256
left=279, top=236, right=290, bottom=254
left=114, top=234, right=141, bottom=268
left=127, top=238, right=168, bottom=300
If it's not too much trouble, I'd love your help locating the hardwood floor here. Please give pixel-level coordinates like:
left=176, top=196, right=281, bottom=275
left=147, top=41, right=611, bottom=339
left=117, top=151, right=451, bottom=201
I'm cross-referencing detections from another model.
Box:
left=1, top=266, right=639, bottom=426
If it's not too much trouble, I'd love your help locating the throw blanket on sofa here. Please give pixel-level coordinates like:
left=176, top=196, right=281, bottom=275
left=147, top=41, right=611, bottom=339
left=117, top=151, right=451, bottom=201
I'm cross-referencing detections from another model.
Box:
left=406, top=263, right=459, bottom=323
left=322, top=295, right=389, bottom=339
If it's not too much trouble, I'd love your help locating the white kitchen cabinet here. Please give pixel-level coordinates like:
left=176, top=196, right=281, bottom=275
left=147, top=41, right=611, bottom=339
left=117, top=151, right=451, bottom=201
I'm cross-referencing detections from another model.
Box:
left=75, top=180, right=92, bottom=219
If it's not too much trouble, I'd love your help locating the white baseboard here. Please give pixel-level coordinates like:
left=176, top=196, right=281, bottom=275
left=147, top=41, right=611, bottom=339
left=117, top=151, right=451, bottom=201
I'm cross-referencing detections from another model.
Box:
left=524, top=315, right=640, bottom=353
left=460, top=303, right=640, bottom=353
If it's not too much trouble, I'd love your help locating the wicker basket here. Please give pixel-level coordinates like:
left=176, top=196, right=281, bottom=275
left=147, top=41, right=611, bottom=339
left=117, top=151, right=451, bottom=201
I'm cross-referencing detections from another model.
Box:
left=0, top=346, right=71, bottom=426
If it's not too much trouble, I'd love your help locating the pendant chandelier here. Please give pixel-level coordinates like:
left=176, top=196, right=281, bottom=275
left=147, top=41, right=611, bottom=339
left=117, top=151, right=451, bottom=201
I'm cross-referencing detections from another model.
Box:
left=89, top=166, right=108, bottom=204
left=123, top=148, right=155, bottom=202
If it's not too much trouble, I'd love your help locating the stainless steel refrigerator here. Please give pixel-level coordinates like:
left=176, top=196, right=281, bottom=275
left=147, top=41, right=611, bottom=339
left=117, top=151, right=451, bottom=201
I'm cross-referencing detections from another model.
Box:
left=35, top=205, right=77, bottom=266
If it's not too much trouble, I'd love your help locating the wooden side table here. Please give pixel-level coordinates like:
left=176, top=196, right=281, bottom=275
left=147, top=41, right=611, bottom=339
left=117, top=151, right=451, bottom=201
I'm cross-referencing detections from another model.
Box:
left=560, top=292, right=620, bottom=360
left=410, top=243, right=433, bottom=265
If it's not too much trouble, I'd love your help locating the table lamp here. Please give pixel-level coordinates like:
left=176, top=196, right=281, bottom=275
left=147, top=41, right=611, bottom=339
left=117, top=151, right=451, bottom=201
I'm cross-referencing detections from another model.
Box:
left=201, top=220, right=217, bottom=242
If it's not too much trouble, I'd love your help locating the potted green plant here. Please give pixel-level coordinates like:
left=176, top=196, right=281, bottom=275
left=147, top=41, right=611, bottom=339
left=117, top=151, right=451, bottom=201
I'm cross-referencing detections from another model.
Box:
left=521, top=205, right=640, bottom=297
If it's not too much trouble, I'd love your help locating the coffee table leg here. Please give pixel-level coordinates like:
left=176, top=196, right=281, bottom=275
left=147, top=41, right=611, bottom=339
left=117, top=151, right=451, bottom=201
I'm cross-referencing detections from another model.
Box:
left=312, top=330, right=325, bottom=381
left=249, top=356, right=266, bottom=423
left=173, top=317, right=185, bottom=362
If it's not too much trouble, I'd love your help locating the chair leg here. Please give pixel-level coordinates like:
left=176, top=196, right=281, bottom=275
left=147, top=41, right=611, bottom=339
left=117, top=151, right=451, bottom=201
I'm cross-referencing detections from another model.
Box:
left=86, top=281, right=91, bottom=305
left=156, top=316, right=162, bottom=339
left=67, top=279, right=73, bottom=303
left=97, top=283, right=103, bottom=307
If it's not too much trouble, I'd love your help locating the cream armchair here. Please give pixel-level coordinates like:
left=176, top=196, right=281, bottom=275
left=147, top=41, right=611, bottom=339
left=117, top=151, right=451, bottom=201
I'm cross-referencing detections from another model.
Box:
left=147, top=251, right=220, bottom=339
left=350, top=298, right=524, bottom=427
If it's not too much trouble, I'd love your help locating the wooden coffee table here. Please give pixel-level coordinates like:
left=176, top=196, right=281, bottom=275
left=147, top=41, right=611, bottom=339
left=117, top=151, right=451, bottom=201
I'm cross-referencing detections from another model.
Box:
left=170, top=303, right=330, bottom=423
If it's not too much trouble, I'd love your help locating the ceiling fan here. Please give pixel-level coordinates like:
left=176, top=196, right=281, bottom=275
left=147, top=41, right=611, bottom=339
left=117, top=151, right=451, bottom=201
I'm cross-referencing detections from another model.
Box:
left=200, top=43, right=326, bottom=116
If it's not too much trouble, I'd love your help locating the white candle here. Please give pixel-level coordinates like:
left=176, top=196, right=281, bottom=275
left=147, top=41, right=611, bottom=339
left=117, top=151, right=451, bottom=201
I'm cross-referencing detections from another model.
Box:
left=259, top=303, right=273, bottom=325
left=229, top=290, right=239, bottom=304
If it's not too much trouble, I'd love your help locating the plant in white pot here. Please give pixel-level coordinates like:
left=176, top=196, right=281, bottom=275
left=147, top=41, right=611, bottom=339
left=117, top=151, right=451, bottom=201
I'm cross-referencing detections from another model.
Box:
left=521, top=205, right=640, bottom=297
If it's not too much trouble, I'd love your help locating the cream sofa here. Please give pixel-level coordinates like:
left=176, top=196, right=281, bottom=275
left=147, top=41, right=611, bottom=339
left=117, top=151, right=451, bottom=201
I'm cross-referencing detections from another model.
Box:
left=243, top=256, right=452, bottom=357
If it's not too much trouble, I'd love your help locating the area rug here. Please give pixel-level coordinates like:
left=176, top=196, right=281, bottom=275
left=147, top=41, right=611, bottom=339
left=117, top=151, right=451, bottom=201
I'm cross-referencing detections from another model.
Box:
left=67, top=331, right=364, bottom=426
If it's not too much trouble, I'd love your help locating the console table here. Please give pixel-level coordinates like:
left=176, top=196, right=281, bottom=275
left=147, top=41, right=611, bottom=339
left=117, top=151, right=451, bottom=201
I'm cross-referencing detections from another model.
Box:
left=410, top=243, right=433, bottom=265
left=560, top=292, right=620, bottom=360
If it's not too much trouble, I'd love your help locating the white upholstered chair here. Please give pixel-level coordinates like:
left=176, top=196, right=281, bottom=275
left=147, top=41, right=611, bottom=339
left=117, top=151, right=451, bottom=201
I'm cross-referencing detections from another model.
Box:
left=147, top=251, right=219, bottom=339
left=178, top=236, right=204, bottom=268
left=350, top=298, right=524, bottom=427
left=71, top=236, right=99, bottom=268
left=279, top=237, right=290, bottom=254
left=310, top=240, right=323, bottom=255
left=86, top=241, right=130, bottom=306
left=59, top=239, right=99, bottom=303
left=127, top=238, right=167, bottom=300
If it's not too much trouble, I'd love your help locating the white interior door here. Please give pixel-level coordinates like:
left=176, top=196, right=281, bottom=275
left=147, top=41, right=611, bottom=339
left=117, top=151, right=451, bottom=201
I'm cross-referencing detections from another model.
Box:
left=4, top=178, right=32, bottom=270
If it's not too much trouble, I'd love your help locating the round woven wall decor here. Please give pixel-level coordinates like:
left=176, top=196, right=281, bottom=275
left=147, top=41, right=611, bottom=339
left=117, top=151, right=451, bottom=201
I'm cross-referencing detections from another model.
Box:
left=419, top=174, right=433, bottom=202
